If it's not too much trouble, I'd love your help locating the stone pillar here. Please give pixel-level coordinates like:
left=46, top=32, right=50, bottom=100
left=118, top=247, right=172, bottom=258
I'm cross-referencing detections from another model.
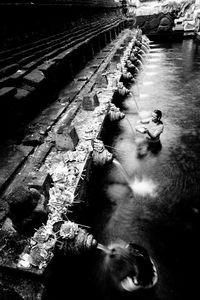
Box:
left=93, top=37, right=101, bottom=53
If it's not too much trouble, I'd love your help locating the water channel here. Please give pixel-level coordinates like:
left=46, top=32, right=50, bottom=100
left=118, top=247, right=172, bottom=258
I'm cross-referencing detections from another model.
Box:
left=45, top=38, right=200, bottom=300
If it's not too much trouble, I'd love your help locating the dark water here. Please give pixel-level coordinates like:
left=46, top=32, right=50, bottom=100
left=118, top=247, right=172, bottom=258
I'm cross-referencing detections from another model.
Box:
left=44, top=39, right=200, bottom=300
left=87, top=38, right=200, bottom=300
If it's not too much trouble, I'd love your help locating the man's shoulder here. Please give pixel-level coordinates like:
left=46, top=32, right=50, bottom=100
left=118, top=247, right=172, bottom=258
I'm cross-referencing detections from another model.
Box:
left=157, top=121, right=164, bottom=131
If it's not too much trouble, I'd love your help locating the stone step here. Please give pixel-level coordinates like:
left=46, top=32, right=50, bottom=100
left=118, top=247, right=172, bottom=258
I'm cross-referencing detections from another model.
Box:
left=0, top=16, right=118, bottom=70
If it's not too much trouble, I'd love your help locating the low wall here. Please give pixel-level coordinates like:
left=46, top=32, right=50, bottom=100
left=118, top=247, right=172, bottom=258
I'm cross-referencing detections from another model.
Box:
left=136, top=12, right=175, bottom=36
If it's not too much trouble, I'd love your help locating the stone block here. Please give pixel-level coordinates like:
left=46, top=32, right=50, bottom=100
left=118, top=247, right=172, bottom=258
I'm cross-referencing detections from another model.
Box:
left=55, top=126, right=79, bottom=151
left=38, top=61, right=56, bottom=78
left=23, top=70, right=46, bottom=88
left=82, top=92, right=100, bottom=111
left=0, top=87, right=16, bottom=101
left=55, top=103, right=81, bottom=134
left=95, top=74, right=108, bottom=88
left=14, top=88, right=32, bottom=101
left=28, top=171, right=53, bottom=200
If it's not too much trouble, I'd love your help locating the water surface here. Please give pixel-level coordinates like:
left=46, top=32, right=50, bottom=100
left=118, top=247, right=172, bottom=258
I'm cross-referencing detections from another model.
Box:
left=89, top=38, right=200, bottom=300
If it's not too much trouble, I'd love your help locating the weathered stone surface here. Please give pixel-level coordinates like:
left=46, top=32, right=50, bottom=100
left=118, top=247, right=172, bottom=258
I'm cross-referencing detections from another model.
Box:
left=6, top=186, right=40, bottom=221
left=9, top=69, right=27, bottom=81
left=82, top=92, right=100, bottom=111
left=0, top=282, right=23, bottom=300
left=0, top=64, right=19, bottom=77
left=77, top=76, right=88, bottom=81
left=14, top=87, right=35, bottom=103
left=23, top=70, right=46, bottom=88
left=55, top=126, right=79, bottom=151
left=0, top=201, right=9, bottom=224
left=27, top=142, right=54, bottom=171
left=2, top=142, right=53, bottom=206
left=55, top=103, right=81, bottom=134
left=14, top=88, right=33, bottom=102
left=38, top=61, right=56, bottom=77
left=22, top=132, right=44, bottom=146
left=0, top=144, right=33, bottom=192
left=4, top=185, right=48, bottom=236
left=22, top=103, right=66, bottom=143
left=0, top=27, right=131, bottom=299
left=95, top=74, right=108, bottom=88
left=0, top=267, right=45, bottom=299
left=23, top=61, right=39, bottom=70
left=20, top=84, right=36, bottom=92
left=0, top=77, right=11, bottom=89
left=28, top=171, right=53, bottom=199
left=0, top=87, right=16, bottom=100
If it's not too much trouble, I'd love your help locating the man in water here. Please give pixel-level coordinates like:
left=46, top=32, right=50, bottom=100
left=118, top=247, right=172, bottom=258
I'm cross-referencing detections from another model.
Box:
left=135, top=109, right=164, bottom=155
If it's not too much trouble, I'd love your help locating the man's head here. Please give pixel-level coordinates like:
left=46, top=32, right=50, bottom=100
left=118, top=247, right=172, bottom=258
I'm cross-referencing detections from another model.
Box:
left=152, top=110, right=162, bottom=122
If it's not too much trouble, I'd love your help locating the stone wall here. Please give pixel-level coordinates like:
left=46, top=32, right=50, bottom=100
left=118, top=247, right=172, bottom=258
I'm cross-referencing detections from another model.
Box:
left=0, top=2, right=122, bottom=51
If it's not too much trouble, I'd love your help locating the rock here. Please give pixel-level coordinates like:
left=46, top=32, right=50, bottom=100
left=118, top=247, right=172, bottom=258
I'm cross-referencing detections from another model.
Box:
left=6, top=186, right=40, bottom=222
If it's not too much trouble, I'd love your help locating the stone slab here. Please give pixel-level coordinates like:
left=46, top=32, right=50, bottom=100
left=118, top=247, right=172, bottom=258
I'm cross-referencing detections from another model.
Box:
left=0, top=87, right=16, bottom=100
left=23, top=70, right=46, bottom=88
left=9, top=69, right=27, bottom=81
left=0, top=64, right=19, bottom=78
left=14, top=88, right=32, bottom=101
left=0, top=144, right=33, bottom=192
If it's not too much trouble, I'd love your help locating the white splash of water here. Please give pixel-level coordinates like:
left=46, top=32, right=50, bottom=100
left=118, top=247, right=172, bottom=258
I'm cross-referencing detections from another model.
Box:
left=142, top=80, right=154, bottom=86
left=145, top=64, right=158, bottom=69
left=139, top=93, right=149, bottom=98
left=145, top=71, right=158, bottom=76
left=138, top=110, right=151, bottom=119
left=129, top=177, right=157, bottom=197
left=150, top=48, right=163, bottom=52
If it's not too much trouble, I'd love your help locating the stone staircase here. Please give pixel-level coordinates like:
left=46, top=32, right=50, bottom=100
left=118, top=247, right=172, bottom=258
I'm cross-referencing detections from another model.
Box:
left=0, top=14, right=126, bottom=131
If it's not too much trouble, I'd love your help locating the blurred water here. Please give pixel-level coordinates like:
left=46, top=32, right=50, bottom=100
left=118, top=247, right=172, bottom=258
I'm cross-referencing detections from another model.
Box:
left=89, top=39, right=200, bottom=300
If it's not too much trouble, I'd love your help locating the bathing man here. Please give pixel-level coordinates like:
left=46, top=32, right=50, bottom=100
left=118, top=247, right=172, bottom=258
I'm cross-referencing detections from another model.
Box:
left=135, top=110, right=164, bottom=155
